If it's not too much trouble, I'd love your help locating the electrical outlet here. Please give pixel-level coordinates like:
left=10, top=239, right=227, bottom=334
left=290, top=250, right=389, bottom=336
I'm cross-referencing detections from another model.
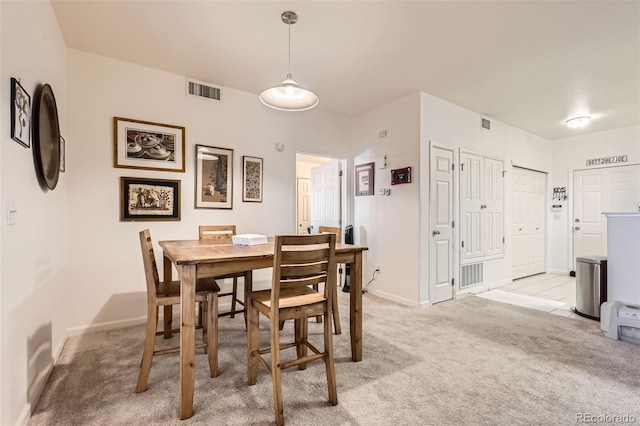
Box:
left=376, top=265, right=381, bottom=273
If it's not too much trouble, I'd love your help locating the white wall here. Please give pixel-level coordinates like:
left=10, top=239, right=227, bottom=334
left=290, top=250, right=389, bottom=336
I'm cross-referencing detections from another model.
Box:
left=0, top=2, right=68, bottom=425
left=352, top=93, right=422, bottom=305
left=64, top=49, right=352, bottom=332
left=419, top=92, right=552, bottom=302
left=549, top=125, right=640, bottom=273
left=351, top=91, right=553, bottom=307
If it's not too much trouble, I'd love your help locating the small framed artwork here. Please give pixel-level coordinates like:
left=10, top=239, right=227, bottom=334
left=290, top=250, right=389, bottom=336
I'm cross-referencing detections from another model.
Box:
left=391, top=167, right=411, bottom=185
left=11, top=77, right=31, bottom=148
left=113, top=117, right=185, bottom=172
left=242, top=156, right=263, bottom=202
left=195, top=144, right=233, bottom=209
left=120, top=177, right=180, bottom=221
left=59, top=136, right=66, bottom=173
left=355, top=162, right=375, bottom=196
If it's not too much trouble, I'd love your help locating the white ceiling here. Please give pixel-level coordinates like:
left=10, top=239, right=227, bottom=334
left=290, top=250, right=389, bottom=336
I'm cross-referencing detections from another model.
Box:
left=51, top=1, right=640, bottom=140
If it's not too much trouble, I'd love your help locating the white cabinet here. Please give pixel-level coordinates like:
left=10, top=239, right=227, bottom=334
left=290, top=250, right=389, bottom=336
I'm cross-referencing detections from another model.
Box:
left=605, top=213, right=640, bottom=305
left=460, top=151, right=504, bottom=262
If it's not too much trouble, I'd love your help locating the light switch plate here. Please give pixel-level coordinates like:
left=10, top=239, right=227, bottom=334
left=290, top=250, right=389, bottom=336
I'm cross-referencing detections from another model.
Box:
left=6, top=201, right=17, bottom=225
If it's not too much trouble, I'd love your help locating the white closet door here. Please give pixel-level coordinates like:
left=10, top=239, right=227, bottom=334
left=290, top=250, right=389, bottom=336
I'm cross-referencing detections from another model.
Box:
left=512, top=167, right=546, bottom=279
left=460, top=152, right=483, bottom=260
left=484, top=157, right=504, bottom=257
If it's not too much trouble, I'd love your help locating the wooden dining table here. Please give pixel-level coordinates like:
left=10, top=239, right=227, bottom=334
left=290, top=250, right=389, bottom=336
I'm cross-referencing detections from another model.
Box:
left=158, top=237, right=368, bottom=419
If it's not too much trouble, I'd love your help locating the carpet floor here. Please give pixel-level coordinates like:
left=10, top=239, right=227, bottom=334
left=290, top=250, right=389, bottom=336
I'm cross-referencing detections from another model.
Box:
left=29, top=293, right=640, bottom=425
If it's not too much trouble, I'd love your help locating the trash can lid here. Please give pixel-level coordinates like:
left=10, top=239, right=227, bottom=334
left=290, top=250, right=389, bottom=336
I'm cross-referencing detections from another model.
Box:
left=576, top=256, right=607, bottom=264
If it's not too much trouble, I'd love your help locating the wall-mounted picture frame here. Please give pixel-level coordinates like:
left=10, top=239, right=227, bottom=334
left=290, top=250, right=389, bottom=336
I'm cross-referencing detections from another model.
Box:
left=391, top=166, right=411, bottom=185
left=59, top=136, right=66, bottom=173
left=242, top=156, right=263, bottom=202
left=120, top=176, right=180, bottom=221
left=11, top=77, right=31, bottom=148
left=355, top=162, right=375, bottom=196
left=195, top=144, right=233, bottom=209
left=113, top=117, right=185, bottom=172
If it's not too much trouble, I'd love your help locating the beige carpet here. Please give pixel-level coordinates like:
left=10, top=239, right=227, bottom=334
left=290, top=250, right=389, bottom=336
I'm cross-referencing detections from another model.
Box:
left=29, top=293, right=640, bottom=425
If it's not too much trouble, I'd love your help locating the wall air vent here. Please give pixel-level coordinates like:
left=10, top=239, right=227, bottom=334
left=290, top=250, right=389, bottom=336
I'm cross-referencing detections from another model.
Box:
left=481, top=118, right=491, bottom=130
left=186, top=78, right=222, bottom=102
left=460, top=262, right=484, bottom=288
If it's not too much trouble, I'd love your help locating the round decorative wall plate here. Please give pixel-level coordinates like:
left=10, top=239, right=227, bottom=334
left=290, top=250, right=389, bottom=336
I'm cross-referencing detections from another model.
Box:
left=33, top=83, right=61, bottom=191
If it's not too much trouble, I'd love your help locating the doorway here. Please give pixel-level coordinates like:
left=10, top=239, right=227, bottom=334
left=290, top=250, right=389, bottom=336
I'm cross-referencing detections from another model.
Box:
left=295, top=153, right=347, bottom=235
left=572, top=164, right=640, bottom=268
left=512, top=167, right=547, bottom=279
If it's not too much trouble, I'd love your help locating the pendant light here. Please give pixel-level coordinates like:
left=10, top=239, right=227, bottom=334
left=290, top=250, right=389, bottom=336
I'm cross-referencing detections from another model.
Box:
left=259, top=11, right=319, bottom=111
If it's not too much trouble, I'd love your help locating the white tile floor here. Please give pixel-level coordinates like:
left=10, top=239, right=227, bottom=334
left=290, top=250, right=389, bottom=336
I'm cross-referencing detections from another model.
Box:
left=495, top=273, right=589, bottom=320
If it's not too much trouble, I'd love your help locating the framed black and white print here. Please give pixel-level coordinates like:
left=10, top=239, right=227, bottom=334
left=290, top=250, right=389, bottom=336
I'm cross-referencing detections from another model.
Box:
left=242, top=156, right=263, bottom=202
left=11, top=78, right=31, bottom=148
left=195, top=145, right=233, bottom=209
left=355, top=162, right=375, bottom=196
left=120, top=176, right=180, bottom=221
left=114, top=117, right=185, bottom=172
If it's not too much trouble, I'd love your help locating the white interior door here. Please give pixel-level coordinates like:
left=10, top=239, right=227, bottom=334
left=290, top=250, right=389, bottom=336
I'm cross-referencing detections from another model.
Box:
left=296, top=178, right=311, bottom=234
left=512, top=167, right=546, bottom=279
left=430, top=145, right=454, bottom=304
left=573, top=164, right=640, bottom=266
left=460, top=152, right=483, bottom=260
left=311, top=160, right=341, bottom=232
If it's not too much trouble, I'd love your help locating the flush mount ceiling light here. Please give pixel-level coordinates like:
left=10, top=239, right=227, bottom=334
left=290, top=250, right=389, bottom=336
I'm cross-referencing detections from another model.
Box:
left=565, top=116, right=591, bottom=129
left=259, top=11, right=319, bottom=112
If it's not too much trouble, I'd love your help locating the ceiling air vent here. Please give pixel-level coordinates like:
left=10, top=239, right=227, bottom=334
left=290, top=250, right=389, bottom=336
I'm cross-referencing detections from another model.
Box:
left=186, top=78, right=222, bottom=102
left=481, top=118, right=491, bottom=130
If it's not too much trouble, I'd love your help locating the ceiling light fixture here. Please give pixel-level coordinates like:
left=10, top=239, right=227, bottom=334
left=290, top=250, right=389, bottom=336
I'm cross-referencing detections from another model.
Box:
left=565, top=116, right=591, bottom=129
left=259, top=11, right=318, bottom=112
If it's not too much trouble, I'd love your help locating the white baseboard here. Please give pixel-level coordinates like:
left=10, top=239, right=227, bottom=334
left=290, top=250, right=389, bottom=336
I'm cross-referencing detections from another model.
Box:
left=366, top=288, right=421, bottom=308
left=547, top=268, right=570, bottom=275
left=65, top=316, right=147, bottom=339
left=15, top=402, right=32, bottom=426
left=458, top=278, right=512, bottom=296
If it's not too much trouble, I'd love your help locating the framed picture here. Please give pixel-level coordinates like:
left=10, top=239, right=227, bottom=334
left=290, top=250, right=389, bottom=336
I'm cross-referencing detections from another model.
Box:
left=195, top=144, right=233, bottom=209
left=11, top=78, right=31, bottom=148
left=355, top=162, right=375, bottom=196
left=120, top=177, right=180, bottom=221
left=242, top=156, right=263, bottom=202
left=391, top=167, right=411, bottom=185
left=59, top=136, right=66, bottom=173
left=113, top=117, right=185, bottom=172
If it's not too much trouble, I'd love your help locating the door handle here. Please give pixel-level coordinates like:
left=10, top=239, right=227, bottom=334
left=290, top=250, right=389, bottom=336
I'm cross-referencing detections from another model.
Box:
left=432, top=230, right=440, bottom=236
left=575, top=226, right=581, bottom=231
left=519, top=228, right=523, bottom=231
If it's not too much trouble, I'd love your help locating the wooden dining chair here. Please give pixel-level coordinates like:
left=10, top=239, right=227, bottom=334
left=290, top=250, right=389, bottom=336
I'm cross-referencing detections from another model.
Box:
left=318, top=226, right=342, bottom=335
left=136, top=229, right=220, bottom=394
left=247, top=234, right=338, bottom=426
left=199, top=225, right=245, bottom=319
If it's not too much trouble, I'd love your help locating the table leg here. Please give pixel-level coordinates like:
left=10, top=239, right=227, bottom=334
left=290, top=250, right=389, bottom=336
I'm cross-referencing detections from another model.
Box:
left=180, top=264, right=196, bottom=420
left=350, top=251, right=363, bottom=361
left=243, top=270, right=253, bottom=329
left=163, top=256, right=173, bottom=339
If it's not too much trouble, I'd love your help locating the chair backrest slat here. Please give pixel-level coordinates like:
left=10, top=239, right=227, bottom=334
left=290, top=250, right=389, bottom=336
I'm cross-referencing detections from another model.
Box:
left=271, top=234, right=337, bottom=312
left=139, top=229, right=160, bottom=299
left=318, top=226, right=342, bottom=244
left=280, top=248, right=330, bottom=265
left=199, top=225, right=236, bottom=240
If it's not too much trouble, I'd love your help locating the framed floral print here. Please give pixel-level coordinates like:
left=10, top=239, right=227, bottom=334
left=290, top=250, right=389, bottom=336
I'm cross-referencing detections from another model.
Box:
left=242, top=156, right=263, bottom=202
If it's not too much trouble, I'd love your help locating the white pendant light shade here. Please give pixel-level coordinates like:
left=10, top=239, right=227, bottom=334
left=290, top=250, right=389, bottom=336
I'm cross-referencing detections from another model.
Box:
left=259, top=74, right=319, bottom=111
left=259, top=11, right=319, bottom=112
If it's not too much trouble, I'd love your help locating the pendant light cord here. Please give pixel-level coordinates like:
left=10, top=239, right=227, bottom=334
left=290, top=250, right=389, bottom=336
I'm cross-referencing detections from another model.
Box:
left=287, top=19, right=292, bottom=76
